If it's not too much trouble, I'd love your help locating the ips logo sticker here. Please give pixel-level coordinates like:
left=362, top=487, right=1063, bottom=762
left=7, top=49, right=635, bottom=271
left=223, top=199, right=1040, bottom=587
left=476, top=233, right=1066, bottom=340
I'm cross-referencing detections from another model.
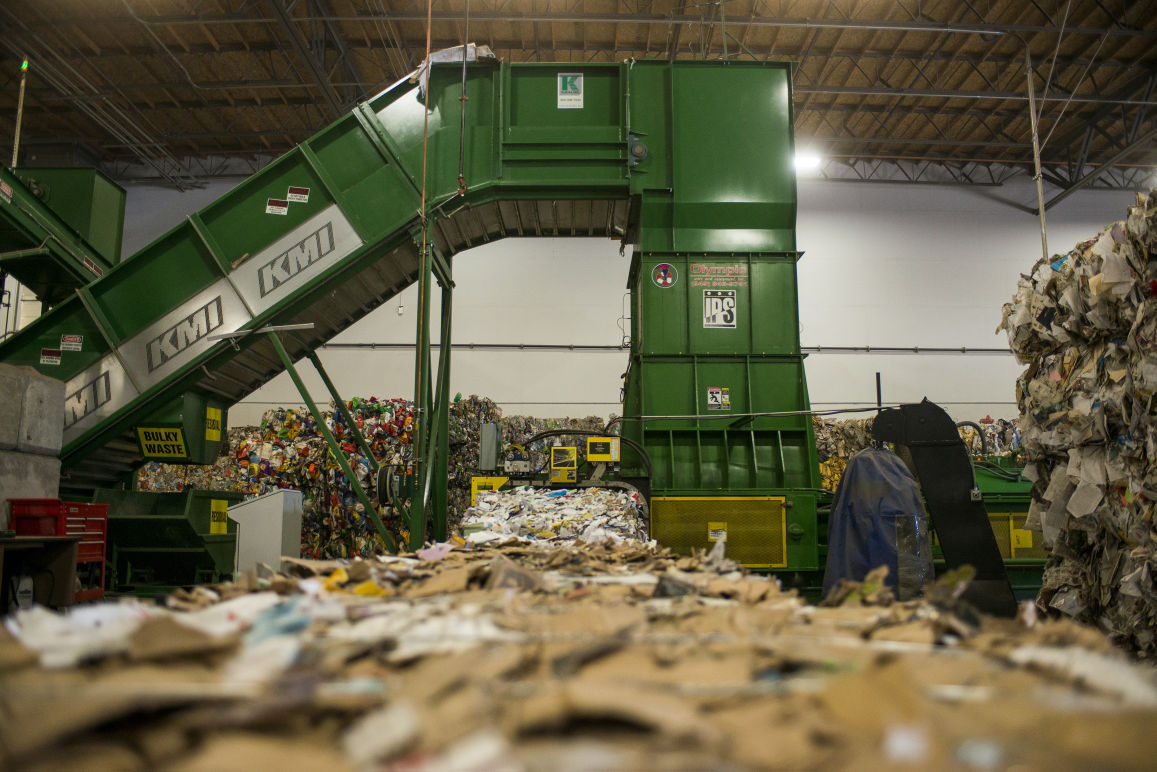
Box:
left=652, top=263, right=678, bottom=289
left=703, top=290, right=736, bottom=328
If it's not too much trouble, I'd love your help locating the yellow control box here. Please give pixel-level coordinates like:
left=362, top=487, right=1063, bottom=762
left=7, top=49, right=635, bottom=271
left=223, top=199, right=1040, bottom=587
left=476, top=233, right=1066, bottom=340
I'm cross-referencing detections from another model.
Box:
left=586, top=437, right=621, bottom=463
left=550, top=446, right=577, bottom=470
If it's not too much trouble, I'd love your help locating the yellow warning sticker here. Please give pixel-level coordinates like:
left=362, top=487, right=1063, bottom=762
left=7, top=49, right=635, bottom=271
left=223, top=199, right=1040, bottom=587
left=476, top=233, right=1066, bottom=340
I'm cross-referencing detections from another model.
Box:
left=205, top=406, right=222, bottom=442
left=1011, top=526, right=1034, bottom=551
left=209, top=499, right=229, bottom=535
left=470, top=476, right=510, bottom=506
left=707, top=522, right=728, bottom=542
left=137, top=427, right=187, bottom=458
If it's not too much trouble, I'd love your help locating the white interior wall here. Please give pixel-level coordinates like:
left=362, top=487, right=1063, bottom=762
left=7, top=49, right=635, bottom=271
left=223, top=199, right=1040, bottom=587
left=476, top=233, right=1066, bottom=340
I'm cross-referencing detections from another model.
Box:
left=117, top=176, right=1138, bottom=427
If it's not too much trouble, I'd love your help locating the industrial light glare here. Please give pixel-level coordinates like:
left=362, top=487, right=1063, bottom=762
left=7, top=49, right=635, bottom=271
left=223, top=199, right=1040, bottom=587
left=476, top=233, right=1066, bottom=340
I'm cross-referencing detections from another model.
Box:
left=20, top=58, right=28, bottom=71
left=794, top=150, right=822, bottom=173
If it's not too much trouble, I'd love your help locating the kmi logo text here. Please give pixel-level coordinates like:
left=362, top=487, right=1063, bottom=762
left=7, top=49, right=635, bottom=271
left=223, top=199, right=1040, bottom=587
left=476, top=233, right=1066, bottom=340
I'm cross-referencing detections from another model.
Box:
left=258, top=222, right=335, bottom=297
left=64, top=371, right=112, bottom=430
left=146, top=297, right=224, bottom=372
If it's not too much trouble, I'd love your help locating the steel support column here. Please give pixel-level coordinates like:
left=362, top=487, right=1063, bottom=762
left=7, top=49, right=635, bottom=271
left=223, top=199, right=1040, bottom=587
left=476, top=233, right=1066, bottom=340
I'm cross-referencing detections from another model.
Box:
left=409, top=236, right=434, bottom=550
left=306, top=350, right=381, bottom=473
left=429, top=265, right=453, bottom=542
left=267, top=331, right=397, bottom=553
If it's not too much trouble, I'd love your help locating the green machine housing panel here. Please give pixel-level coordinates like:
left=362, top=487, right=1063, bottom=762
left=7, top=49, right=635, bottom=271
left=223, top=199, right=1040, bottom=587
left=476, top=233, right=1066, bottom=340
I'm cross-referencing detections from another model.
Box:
left=0, top=167, right=118, bottom=305
left=14, top=168, right=126, bottom=265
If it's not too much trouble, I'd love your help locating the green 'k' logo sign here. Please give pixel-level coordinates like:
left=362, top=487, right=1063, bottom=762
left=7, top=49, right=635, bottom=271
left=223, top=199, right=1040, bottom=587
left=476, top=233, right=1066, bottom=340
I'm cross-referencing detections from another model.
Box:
left=558, top=73, right=583, bottom=108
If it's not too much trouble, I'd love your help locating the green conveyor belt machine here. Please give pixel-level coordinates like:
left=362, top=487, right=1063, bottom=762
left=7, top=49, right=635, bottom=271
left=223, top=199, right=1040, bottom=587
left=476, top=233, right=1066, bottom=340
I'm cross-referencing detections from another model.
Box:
left=0, top=58, right=818, bottom=567
left=0, top=166, right=124, bottom=305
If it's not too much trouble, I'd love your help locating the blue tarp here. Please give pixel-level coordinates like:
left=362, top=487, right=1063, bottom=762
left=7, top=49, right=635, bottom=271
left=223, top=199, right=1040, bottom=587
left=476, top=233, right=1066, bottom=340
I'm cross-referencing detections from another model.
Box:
left=823, top=448, right=934, bottom=599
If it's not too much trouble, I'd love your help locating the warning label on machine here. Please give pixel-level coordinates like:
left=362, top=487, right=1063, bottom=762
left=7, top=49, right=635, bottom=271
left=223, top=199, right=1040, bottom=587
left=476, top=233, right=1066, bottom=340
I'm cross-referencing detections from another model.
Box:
left=60, top=334, right=83, bottom=351
left=266, top=198, right=289, bottom=215
left=287, top=186, right=310, bottom=203
left=40, top=348, right=62, bottom=365
left=205, top=406, right=222, bottom=442
left=703, top=290, right=736, bottom=328
left=689, top=263, right=748, bottom=288
left=209, top=499, right=229, bottom=535
left=706, top=387, right=730, bottom=410
left=137, top=427, right=188, bottom=458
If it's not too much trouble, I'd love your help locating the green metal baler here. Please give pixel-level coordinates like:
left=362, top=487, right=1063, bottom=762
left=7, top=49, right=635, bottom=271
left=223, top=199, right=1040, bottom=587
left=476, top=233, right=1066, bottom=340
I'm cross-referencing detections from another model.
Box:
left=0, top=59, right=822, bottom=566
left=1, top=58, right=1034, bottom=588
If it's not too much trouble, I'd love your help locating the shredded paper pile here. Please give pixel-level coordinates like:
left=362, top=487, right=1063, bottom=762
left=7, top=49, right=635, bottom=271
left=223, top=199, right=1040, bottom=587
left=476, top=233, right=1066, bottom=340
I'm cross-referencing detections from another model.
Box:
left=998, top=190, right=1157, bottom=656
left=462, top=487, right=647, bottom=546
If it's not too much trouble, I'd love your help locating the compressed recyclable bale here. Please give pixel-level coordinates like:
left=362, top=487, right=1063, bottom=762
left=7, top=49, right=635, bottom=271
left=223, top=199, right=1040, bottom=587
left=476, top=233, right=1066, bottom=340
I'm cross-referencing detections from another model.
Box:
left=998, top=190, right=1157, bottom=656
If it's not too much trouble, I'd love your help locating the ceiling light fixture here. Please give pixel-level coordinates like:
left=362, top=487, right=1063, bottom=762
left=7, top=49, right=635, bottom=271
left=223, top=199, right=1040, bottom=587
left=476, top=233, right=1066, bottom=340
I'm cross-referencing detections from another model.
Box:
left=794, top=150, right=822, bottom=174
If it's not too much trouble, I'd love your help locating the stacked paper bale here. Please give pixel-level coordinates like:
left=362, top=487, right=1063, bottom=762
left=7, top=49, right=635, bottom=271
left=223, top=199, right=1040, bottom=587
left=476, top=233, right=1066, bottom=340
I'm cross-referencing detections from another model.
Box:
left=998, top=191, right=1157, bottom=656
left=813, top=416, right=875, bottom=491
left=811, top=415, right=1019, bottom=492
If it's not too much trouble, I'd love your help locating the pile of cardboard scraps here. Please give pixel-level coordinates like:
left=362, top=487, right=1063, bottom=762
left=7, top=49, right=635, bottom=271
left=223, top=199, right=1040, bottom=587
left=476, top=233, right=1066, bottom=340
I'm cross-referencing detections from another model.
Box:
left=3, top=541, right=1156, bottom=770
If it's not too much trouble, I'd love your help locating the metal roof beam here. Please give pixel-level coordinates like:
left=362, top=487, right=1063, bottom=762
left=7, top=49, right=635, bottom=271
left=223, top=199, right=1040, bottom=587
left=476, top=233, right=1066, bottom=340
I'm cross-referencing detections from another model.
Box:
left=1042, top=125, right=1157, bottom=211
left=39, top=40, right=1144, bottom=74
left=793, top=85, right=1156, bottom=106
left=49, top=11, right=1157, bottom=39
left=264, top=0, right=344, bottom=119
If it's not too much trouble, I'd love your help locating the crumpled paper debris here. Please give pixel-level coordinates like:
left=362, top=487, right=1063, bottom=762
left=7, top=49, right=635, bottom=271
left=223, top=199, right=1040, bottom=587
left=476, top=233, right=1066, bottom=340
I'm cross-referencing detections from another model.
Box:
left=998, top=189, right=1157, bottom=657
left=461, top=486, right=647, bottom=545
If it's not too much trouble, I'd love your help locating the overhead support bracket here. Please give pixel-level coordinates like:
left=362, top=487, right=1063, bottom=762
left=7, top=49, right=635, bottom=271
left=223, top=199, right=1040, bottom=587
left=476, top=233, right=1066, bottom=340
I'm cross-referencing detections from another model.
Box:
left=1042, top=125, right=1157, bottom=212
left=430, top=245, right=453, bottom=289
left=264, top=0, right=344, bottom=120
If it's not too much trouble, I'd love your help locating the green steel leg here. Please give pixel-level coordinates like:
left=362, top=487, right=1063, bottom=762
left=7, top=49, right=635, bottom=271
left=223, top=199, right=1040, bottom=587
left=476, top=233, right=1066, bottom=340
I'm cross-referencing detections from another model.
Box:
left=410, top=238, right=433, bottom=551
left=430, top=276, right=453, bottom=541
left=266, top=332, right=397, bottom=553
left=306, top=350, right=381, bottom=473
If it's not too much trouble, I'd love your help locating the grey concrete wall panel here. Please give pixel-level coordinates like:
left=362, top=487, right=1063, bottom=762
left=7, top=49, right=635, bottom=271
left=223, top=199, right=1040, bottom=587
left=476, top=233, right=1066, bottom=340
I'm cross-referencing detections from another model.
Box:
left=18, top=369, right=65, bottom=455
left=0, top=450, right=61, bottom=530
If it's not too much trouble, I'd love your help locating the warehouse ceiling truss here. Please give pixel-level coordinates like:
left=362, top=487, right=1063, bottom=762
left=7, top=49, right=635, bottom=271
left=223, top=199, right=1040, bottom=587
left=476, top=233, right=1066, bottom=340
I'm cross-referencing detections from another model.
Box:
left=0, top=1, right=1154, bottom=204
